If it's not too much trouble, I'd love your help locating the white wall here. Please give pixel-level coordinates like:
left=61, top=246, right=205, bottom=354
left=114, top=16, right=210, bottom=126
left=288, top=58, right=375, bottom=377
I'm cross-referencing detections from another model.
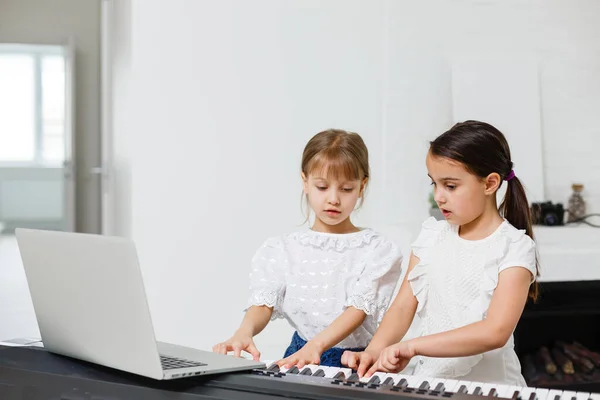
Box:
left=111, top=0, right=600, bottom=359
left=126, top=0, right=390, bottom=359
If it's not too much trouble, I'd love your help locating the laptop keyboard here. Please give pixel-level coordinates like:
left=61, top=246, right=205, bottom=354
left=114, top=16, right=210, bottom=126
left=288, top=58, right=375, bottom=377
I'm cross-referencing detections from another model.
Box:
left=160, top=355, right=207, bottom=370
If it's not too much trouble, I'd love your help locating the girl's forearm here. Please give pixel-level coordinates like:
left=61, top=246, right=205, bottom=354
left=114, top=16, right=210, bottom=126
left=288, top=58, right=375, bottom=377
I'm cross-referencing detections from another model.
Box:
left=409, top=320, right=506, bottom=357
left=308, top=307, right=367, bottom=352
left=237, top=305, right=273, bottom=337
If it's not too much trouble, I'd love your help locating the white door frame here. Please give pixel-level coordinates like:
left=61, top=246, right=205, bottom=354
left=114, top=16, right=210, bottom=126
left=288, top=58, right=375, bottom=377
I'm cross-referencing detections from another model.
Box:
left=99, top=0, right=114, bottom=235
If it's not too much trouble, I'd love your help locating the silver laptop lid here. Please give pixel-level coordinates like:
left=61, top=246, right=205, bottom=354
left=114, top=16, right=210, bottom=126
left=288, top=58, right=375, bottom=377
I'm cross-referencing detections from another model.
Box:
left=15, top=228, right=164, bottom=379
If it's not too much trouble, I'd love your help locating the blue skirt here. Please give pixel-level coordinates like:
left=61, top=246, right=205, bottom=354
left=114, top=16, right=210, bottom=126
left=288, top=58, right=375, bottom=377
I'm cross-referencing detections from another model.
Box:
left=283, top=331, right=366, bottom=368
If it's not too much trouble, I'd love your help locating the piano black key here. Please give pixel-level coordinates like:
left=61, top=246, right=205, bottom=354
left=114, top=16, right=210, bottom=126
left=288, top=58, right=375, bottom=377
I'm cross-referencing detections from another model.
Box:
left=511, top=390, right=521, bottom=400
left=457, top=385, right=469, bottom=394
left=299, top=367, right=312, bottom=376
left=266, top=364, right=280, bottom=372
left=394, top=378, right=409, bottom=389
left=434, top=383, right=445, bottom=392
left=472, top=386, right=483, bottom=396
left=382, top=377, right=395, bottom=386
left=286, top=366, right=300, bottom=374
left=488, top=388, right=498, bottom=397
left=528, top=393, right=538, bottom=400
left=419, top=381, right=431, bottom=391
left=312, top=369, right=325, bottom=377
left=367, top=376, right=381, bottom=385
left=553, top=395, right=561, bottom=400
left=333, top=371, right=346, bottom=379
left=346, top=373, right=360, bottom=382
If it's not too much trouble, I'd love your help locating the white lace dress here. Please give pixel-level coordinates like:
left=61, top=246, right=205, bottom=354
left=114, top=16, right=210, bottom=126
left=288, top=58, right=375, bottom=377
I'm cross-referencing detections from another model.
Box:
left=247, top=229, right=403, bottom=348
left=408, top=217, right=537, bottom=385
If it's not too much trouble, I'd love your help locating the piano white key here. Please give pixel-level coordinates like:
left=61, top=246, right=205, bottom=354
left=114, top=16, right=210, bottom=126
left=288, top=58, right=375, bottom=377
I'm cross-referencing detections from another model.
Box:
left=304, top=364, right=323, bottom=374
left=576, top=392, right=592, bottom=400
left=354, top=371, right=385, bottom=384
left=493, top=384, right=513, bottom=399
left=406, top=375, right=426, bottom=388
left=562, top=390, right=579, bottom=400
left=315, top=365, right=331, bottom=376
left=324, top=367, right=343, bottom=378
left=442, top=379, right=461, bottom=392
left=534, top=388, right=550, bottom=400
left=547, top=389, right=564, bottom=400
left=519, top=386, right=540, bottom=400
left=481, top=383, right=499, bottom=397
left=589, top=394, right=600, bottom=400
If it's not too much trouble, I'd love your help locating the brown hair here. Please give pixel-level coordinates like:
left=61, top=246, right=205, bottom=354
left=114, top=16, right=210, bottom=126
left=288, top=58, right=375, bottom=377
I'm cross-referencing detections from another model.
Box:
left=300, top=129, right=370, bottom=220
left=429, top=120, right=539, bottom=301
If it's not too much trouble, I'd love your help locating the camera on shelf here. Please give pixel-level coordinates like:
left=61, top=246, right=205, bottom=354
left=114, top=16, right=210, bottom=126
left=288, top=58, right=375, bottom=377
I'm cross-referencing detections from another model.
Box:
left=531, top=201, right=565, bottom=226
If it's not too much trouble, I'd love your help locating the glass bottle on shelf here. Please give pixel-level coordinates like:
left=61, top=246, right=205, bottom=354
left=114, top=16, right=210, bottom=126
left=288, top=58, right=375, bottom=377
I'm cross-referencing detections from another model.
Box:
left=567, top=183, right=585, bottom=223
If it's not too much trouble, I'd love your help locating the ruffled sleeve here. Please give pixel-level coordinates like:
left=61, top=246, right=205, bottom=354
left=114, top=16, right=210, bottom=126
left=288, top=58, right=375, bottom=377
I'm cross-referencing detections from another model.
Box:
left=471, top=223, right=537, bottom=322
left=345, top=234, right=403, bottom=326
left=498, top=230, right=537, bottom=281
left=407, top=217, right=447, bottom=313
left=246, top=236, right=287, bottom=320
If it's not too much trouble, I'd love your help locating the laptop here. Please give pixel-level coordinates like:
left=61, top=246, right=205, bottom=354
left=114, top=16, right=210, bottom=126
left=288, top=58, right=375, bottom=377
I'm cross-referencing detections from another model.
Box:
left=14, top=228, right=265, bottom=380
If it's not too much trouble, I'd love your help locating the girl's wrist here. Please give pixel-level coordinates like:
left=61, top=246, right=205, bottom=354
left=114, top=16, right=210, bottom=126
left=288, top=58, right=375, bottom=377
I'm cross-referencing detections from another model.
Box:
left=404, top=339, right=419, bottom=357
left=307, top=339, right=326, bottom=354
left=235, top=327, right=254, bottom=338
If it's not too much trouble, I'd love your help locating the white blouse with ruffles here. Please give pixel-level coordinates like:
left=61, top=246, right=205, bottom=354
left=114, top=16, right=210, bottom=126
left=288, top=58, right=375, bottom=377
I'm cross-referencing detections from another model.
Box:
left=247, top=228, right=403, bottom=349
left=408, top=217, right=537, bottom=385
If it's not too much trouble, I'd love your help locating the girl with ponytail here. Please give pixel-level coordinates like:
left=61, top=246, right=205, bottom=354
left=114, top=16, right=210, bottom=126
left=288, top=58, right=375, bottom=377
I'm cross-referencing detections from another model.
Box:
left=342, top=120, right=539, bottom=386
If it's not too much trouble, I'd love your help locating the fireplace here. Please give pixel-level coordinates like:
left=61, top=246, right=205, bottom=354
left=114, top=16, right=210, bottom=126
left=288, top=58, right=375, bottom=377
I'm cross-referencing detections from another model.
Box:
left=514, top=280, right=600, bottom=392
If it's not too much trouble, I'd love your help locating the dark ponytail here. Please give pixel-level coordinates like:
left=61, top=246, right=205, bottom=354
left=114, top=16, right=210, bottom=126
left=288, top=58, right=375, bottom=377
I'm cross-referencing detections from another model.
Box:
left=500, top=176, right=539, bottom=300
left=430, top=120, right=539, bottom=301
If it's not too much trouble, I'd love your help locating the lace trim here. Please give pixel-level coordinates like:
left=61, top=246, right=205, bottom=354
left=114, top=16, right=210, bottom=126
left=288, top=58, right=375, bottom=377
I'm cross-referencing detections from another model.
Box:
left=246, top=291, right=284, bottom=321
left=293, top=229, right=378, bottom=251
left=345, top=294, right=378, bottom=317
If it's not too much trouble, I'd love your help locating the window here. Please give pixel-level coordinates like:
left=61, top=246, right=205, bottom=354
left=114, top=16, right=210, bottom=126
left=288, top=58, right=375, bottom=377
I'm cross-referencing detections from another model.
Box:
left=0, top=44, right=67, bottom=165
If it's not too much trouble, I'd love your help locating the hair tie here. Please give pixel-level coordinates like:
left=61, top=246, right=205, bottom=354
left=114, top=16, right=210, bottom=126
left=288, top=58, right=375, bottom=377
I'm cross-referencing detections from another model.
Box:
left=505, top=170, right=515, bottom=181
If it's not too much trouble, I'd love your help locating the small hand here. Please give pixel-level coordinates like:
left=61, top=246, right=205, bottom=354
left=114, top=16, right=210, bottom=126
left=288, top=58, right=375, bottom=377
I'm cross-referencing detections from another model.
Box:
left=341, top=349, right=378, bottom=378
left=364, top=341, right=416, bottom=378
left=212, top=331, right=261, bottom=361
left=276, top=341, right=323, bottom=369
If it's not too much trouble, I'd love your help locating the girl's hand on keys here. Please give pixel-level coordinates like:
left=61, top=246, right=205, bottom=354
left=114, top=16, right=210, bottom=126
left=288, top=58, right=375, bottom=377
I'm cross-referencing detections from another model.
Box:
left=212, top=331, right=261, bottom=361
left=365, top=341, right=416, bottom=378
left=341, top=349, right=378, bottom=378
left=276, top=341, right=322, bottom=370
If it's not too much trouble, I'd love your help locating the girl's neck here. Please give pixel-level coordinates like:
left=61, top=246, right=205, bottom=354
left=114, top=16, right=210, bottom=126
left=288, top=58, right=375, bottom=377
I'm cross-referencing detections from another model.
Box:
left=459, top=204, right=504, bottom=241
left=311, top=217, right=360, bottom=234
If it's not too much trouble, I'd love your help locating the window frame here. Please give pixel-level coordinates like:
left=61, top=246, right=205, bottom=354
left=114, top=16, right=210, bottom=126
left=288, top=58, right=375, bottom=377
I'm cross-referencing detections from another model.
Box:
left=0, top=43, right=66, bottom=167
